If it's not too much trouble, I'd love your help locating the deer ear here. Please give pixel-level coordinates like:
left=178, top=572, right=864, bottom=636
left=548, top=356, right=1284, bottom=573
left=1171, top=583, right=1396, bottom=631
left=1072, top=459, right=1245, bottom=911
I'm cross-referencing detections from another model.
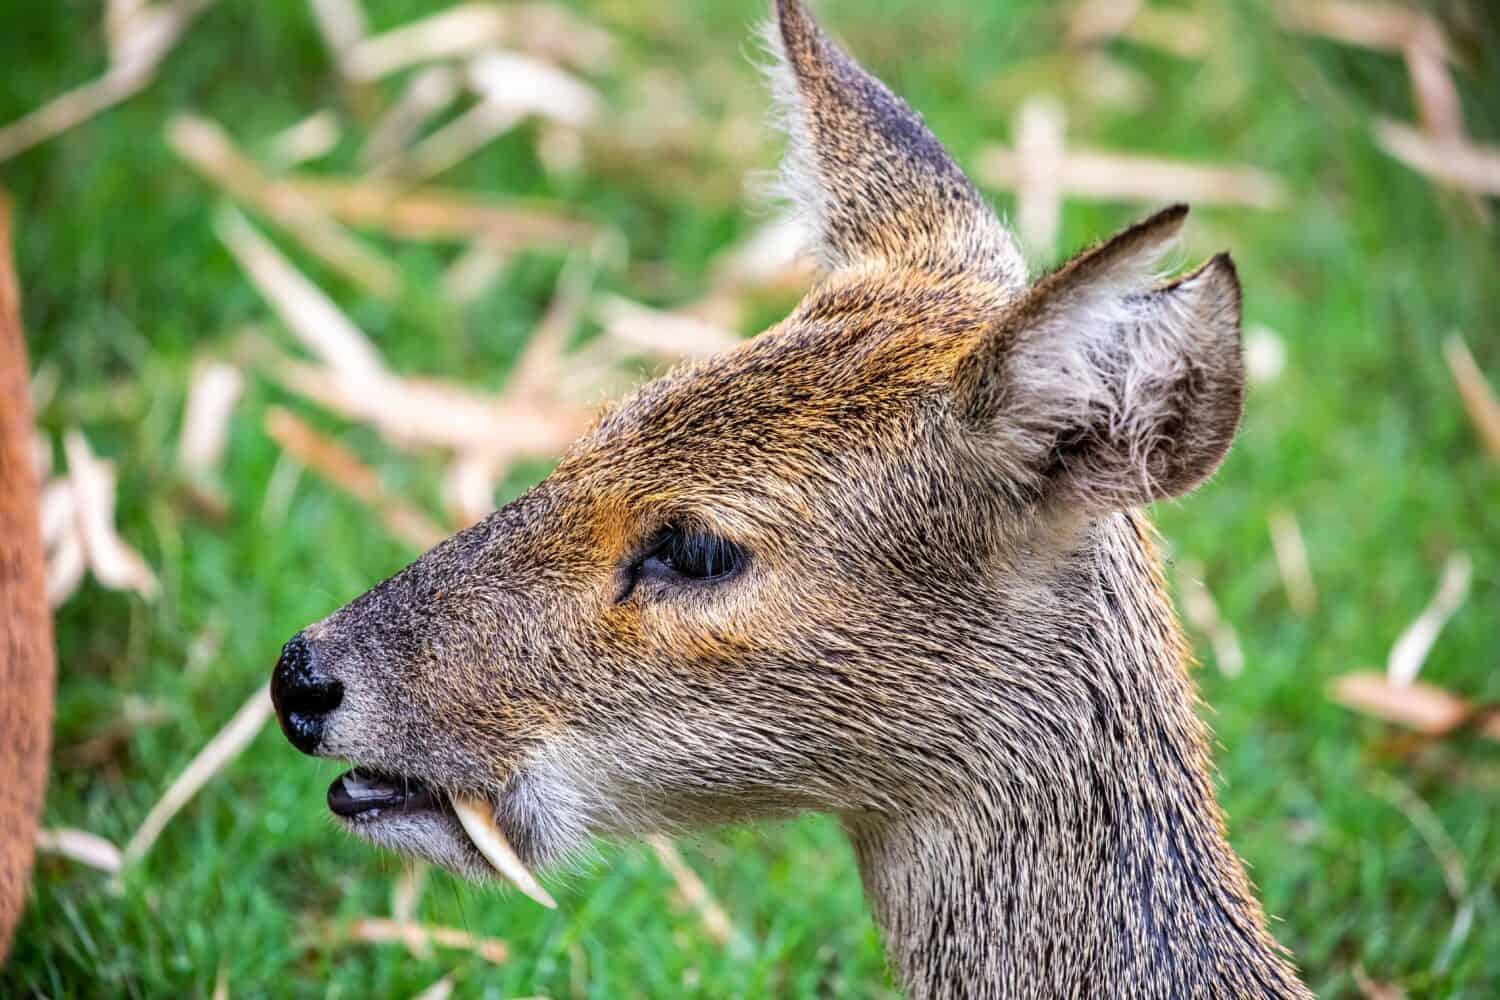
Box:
left=765, top=0, right=1022, bottom=284
left=953, top=205, right=1246, bottom=511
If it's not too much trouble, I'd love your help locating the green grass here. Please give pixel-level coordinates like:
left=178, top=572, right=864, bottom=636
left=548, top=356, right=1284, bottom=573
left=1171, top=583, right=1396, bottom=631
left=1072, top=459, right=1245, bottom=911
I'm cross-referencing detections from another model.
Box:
left=4, top=0, right=1499, bottom=996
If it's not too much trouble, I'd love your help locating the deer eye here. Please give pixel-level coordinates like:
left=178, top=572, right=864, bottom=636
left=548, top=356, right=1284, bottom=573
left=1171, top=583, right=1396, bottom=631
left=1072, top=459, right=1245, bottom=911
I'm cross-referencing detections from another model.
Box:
left=642, top=528, right=746, bottom=583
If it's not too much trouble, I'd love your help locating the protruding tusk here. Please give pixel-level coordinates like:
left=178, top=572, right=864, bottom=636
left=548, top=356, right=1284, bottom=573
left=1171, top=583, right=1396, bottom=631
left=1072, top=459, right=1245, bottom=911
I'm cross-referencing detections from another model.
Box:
left=451, top=795, right=557, bottom=909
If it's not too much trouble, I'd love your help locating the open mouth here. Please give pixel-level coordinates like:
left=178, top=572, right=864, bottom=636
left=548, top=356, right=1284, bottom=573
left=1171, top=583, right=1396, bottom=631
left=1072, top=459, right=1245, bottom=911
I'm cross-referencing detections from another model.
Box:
left=327, top=768, right=556, bottom=908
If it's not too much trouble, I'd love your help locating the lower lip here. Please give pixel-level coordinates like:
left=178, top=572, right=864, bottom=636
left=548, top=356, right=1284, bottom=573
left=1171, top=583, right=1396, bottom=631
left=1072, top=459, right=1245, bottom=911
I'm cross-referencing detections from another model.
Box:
left=327, top=769, right=441, bottom=819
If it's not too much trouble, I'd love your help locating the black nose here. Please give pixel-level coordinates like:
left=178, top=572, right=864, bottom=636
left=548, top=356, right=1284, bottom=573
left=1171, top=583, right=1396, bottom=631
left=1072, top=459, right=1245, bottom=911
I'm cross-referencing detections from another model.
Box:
left=271, top=633, right=344, bottom=755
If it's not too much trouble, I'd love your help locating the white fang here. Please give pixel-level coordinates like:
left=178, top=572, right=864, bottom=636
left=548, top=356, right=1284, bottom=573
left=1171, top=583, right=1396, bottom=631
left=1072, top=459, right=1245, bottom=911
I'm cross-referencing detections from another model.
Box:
left=452, top=795, right=557, bottom=909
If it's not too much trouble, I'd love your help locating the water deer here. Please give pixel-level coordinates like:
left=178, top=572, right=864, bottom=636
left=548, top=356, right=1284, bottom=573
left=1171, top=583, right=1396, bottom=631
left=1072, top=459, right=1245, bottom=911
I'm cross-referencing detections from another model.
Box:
left=271, top=1, right=1309, bottom=995
left=0, top=197, right=54, bottom=965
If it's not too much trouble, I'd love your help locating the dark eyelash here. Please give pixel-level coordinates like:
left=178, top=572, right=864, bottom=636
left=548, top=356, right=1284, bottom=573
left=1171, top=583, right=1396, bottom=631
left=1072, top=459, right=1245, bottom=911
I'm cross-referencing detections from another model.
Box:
left=641, top=526, right=747, bottom=584
left=663, top=531, right=740, bottom=579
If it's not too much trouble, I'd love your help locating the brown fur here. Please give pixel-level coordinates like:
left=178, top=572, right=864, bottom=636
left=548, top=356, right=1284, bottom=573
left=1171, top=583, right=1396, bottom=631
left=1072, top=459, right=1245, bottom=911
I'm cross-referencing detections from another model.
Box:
left=274, top=3, right=1309, bottom=995
left=0, top=195, right=54, bottom=963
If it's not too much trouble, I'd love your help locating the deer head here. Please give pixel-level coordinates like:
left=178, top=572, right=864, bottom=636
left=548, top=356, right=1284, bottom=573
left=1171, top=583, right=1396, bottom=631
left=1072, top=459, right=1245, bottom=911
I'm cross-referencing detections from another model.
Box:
left=272, top=2, right=1300, bottom=994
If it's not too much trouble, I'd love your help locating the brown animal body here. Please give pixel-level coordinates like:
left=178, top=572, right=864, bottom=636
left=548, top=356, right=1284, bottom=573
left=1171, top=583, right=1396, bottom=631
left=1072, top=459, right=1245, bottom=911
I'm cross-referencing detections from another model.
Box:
left=272, top=2, right=1310, bottom=995
left=0, top=197, right=54, bottom=964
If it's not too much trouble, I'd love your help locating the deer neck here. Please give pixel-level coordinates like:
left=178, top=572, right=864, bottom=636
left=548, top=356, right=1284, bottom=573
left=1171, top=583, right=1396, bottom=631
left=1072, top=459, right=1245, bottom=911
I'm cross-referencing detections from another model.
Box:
left=843, top=513, right=1308, bottom=999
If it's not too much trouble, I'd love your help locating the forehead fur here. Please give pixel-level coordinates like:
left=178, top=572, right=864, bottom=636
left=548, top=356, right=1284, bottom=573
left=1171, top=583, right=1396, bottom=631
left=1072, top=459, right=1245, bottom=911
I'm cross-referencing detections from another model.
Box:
left=577, top=267, right=1014, bottom=481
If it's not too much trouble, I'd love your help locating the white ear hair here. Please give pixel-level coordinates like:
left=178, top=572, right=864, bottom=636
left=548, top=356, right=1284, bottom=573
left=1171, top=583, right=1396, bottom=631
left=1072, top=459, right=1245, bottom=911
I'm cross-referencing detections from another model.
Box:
left=756, top=17, right=828, bottom=265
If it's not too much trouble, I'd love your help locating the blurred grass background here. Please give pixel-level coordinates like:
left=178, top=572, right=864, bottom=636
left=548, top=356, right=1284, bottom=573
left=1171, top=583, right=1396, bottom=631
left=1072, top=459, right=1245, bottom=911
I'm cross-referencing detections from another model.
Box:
left=3, top=0, right=1499, bottom=996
